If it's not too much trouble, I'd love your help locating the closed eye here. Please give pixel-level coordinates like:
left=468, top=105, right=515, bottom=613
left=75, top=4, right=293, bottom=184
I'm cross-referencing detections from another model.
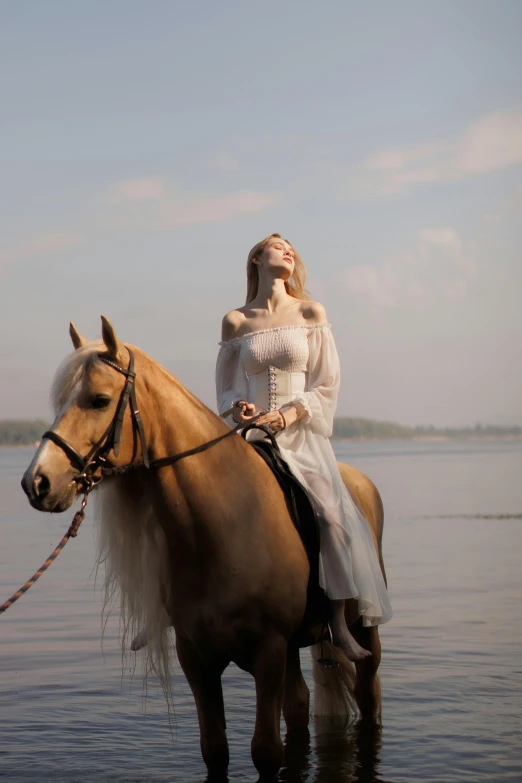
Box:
left=91, top=394, right=111, bottom=410
left=274, top=242, right=292, bottom=255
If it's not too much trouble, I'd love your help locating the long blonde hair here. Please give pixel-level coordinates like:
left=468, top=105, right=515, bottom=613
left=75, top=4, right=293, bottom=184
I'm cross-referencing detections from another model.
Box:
left=245, top=233, right=309, bottom=304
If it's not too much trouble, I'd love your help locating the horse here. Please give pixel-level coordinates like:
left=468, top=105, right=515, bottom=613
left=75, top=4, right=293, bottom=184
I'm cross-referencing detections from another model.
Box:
left=21, top=316, right=387, bottom=781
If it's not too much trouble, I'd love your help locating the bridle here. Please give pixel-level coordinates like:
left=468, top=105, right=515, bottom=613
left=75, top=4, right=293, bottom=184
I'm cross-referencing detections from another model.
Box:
left=2, top=350, right=271, bottom=617
left=41, top=346, right=242, bottom=493
left=1, top=350, right=150, bottom=615
left=42, top=348, right=150, bottom=492
left=2, top=348, right=257, bottom=617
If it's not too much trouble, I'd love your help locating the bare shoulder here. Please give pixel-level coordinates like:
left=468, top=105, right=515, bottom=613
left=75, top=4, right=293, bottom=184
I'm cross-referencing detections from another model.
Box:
left=300, top=300, right=328, bottom=324
left=221, top=309, right=247, bottom=341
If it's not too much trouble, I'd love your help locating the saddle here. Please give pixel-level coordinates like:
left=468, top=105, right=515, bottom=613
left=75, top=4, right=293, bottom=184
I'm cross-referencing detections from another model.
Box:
left=241, top=423, right=331, bottom=644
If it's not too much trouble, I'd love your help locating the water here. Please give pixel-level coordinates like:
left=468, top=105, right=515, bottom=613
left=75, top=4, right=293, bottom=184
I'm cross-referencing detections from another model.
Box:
left=1, top=440, right=521, bottom=782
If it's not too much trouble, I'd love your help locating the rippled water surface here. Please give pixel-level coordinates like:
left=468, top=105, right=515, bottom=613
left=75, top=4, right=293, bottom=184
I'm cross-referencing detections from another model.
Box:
left=2, top=440, right=521, bottom=782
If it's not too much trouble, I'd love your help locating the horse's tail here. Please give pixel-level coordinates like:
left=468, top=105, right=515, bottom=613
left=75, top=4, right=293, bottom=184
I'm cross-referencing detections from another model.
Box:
left=311, top=642, right=358, bottom=717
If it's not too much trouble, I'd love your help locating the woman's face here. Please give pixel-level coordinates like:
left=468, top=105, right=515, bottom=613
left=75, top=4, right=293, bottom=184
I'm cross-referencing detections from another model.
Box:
left=257, top=237, right=295, bottom=279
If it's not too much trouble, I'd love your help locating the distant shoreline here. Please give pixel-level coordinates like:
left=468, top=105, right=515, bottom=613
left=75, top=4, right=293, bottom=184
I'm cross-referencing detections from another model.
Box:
left=332, top=434, right=522, bottom=442
left=2, top=416, right=521, bottom=448
left=3, top=434, right=522, bottom=450
left=0, top=443, right=42, bottom=450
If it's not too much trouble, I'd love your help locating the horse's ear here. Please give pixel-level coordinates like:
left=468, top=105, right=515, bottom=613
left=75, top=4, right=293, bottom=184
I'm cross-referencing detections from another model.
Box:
left=101, top=315, right=123, bottom=361
left=69, top=322, right=87, bottom=350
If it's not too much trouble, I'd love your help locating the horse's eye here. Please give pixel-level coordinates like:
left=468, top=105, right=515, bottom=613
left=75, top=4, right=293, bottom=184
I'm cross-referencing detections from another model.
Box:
left=91, top=395, right=111, bottom=410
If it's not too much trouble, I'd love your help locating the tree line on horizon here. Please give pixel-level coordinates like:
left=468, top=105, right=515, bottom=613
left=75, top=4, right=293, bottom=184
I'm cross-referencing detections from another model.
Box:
left=0, top=420, right=49, bottom=446
left=1, top=418, right=521, bottom=446
left=332, top=418, right=522, bottom=440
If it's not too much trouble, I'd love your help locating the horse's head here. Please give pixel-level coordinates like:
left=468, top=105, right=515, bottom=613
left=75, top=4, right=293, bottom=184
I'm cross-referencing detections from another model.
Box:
left=22, top=316, right=145, bottom=513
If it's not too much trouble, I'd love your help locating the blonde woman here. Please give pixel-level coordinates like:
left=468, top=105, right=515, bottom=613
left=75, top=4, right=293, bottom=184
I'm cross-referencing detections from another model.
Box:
left=216, top=233, right=392, bottom=661
left=132, top=233, right=392, bottom=657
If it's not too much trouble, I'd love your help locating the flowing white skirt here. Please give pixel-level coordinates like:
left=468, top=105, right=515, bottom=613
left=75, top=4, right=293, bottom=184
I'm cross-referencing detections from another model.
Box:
left=274, top=423, right=393, bottom=627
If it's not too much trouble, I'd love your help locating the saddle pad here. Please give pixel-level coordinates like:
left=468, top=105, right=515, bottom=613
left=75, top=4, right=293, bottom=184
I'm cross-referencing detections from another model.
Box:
left=247, top=434, right=330, bottom=633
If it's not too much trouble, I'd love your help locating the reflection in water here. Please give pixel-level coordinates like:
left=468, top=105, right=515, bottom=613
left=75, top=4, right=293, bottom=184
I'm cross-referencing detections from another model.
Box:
left=280, top=727, right=312, bottom=782
left=280, top=719, right=386, bottom=783
left=353, top=722, right=385, bottom=783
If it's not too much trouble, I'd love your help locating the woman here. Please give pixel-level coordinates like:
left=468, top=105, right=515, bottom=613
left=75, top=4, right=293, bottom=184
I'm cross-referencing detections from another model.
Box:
left=216, top=233, right=392, bottom=662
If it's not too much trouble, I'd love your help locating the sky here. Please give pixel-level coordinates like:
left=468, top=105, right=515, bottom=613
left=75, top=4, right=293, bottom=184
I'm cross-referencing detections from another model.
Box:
left=1, top=0, right=521, bottom=426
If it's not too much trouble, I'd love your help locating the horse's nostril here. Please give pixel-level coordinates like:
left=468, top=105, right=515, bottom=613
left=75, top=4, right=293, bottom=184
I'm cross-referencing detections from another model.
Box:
left=34, top=473, right=50, bottom=499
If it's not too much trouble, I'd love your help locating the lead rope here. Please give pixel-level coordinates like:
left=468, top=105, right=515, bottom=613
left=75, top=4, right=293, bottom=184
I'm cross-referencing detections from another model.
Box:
left=0, top=485, right=93, bottom=615
left=1, top=408, right=262, bottom=615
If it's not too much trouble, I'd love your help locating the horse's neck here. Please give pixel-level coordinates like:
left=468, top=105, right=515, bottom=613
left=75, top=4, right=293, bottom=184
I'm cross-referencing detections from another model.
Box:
left=134, top=349, right=242, bottom=547
left=137, top=349, right=224, bottom=457
left=125, top=351, right=290, bottom=614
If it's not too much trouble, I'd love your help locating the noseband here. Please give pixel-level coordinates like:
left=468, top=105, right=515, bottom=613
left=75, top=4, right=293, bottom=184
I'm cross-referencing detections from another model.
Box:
left=42, top=347, right=149, bottom=490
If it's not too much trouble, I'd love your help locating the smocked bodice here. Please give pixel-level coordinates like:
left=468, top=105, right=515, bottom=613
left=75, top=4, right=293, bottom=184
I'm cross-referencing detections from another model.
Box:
left=219, top=325, right=330, bottom=412
left=224, top=324, right=316, bottom=376
left=216, top=323, right=339, bottom=434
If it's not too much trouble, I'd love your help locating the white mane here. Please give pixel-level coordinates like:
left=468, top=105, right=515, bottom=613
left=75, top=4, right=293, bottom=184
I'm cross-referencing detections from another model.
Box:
left=52, top=341, right=174, bottom=699
left=95, top=478, right=173, bottom=702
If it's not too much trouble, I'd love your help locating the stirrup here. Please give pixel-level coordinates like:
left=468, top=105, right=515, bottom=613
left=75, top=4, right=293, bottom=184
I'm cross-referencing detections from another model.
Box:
left=317, top=622, right=339, bottom=669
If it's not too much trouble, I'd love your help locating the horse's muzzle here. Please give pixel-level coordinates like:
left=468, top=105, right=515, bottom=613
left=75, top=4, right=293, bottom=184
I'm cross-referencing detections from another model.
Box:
left=21, top=467, right=77, bottom=512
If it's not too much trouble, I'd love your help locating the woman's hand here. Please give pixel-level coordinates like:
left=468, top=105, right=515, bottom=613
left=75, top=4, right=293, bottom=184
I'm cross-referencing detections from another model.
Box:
left=234, top=402, right=304, bottom=431
left=256, top=405, right=298, bottom=433
left=232, top=400, right=256, bottom=424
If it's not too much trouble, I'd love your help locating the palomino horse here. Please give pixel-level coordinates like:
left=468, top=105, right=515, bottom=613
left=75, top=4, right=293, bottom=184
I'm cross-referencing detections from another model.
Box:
left=22, top=317, right=387, bottom=780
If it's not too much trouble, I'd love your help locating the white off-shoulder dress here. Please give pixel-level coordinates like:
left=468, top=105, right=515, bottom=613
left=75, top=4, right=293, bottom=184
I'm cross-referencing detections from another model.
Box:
left=215, top=323, right=392, bottom=627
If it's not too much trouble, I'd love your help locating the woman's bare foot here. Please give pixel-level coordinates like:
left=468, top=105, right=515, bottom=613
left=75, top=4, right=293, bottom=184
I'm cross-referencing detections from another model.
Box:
left=332, top=626, right=372, bottom=662
left=330, top=598, right=372, bottom=662
left=131, top=628, right=148, bottom=651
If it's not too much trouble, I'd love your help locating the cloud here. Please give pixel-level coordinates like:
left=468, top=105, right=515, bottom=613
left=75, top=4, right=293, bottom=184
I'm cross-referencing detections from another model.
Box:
left=419, top=227, right=461, bottom=249
left=484, top=185, right=522, bottom=224
left=1, top=180, right=279, bottom=278
left=102, top=179, right=280, bottom=229
left=456, top=113, right=522, bottom=174
left=156, top=190, right=280, bottom=228
left=211, top=151, right=241, bottom=171
left=107, top=178, right=168, bottom=204
left=0, top=232, right=86, bottom=276
left=341, top=226, right=473, bottom=311
left=342, top=263, right=401, bottom=309
left=357, top=111, right=522, bottom=196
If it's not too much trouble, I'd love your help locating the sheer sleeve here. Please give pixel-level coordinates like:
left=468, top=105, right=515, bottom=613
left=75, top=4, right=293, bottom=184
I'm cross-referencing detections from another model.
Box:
left=215, top=341, right=249, bottom=426
left=293, top=325, right=340, bottom=438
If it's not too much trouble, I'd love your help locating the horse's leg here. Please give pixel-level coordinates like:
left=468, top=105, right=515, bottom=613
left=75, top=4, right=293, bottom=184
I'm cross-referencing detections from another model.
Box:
left=349, top=621, right=382, bottom=722
left=176, top=635, right=229, bottom=780
left=251, top=633, right=287, bottom=779
left=282, top=644, right=310, bottom=730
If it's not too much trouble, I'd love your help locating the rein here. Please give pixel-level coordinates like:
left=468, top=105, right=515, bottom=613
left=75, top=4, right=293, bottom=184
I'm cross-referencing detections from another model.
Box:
left=42, top=348, right=246, bottom=482
left=2, top=349, right=259, bottom=615
left=101, top=429, right=239, bottom=476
